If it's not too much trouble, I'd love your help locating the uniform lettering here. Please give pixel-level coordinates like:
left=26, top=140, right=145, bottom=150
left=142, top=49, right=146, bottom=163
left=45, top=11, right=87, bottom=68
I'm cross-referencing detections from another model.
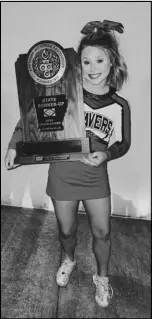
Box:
left=105, top=120, right=113, bottom=134
left=85, top=111, right=113, bottom=137
left=85, top=112, right=96, bottom=128
left=100, top=118, right=108, bottom=132
left=94, top=114, right=103, bottom=130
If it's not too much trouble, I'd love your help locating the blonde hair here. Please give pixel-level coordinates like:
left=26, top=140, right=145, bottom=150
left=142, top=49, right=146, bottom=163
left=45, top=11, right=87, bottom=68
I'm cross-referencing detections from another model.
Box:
left=77, top=31, right=128, bottom=91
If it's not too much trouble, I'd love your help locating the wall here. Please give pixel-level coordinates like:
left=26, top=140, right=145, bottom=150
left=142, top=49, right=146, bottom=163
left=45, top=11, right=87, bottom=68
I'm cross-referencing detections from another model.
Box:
left=1, top=2, right=151, bottom=219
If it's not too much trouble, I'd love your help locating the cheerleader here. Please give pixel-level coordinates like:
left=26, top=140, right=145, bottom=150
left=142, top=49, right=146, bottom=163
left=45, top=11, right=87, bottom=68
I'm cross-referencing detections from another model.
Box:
left=5, top=20, right=131, bottom=307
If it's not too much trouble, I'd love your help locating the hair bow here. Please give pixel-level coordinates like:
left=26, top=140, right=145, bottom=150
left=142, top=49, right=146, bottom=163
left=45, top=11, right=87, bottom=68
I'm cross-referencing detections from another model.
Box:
left=81, top=20, right=124, bottom=37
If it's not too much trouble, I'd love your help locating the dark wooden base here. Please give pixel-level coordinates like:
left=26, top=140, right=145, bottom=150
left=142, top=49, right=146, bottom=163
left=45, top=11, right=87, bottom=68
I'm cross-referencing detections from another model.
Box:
left=14, top=138, right=90, bottom=164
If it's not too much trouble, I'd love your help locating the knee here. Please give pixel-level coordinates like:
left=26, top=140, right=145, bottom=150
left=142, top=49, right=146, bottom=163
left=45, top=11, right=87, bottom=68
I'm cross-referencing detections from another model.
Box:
left=92, top=227, right=111, bottom=241
left=59, top=226, right=77, bottom=239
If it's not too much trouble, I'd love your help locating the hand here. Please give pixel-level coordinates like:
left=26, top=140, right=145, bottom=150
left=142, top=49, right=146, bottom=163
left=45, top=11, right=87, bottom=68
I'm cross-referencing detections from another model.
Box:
left=81, top=151, right=108, bottom=167
left=5, top=149, right=17, bottom=170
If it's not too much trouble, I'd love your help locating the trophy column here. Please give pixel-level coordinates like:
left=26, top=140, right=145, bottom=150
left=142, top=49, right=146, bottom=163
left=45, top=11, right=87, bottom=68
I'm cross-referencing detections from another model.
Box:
left=14, top=40, right=90, bottom=164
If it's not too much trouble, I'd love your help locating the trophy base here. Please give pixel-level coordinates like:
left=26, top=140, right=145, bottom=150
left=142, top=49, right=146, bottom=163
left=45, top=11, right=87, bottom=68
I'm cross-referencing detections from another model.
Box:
left=14, top=138, right=90, bottom=165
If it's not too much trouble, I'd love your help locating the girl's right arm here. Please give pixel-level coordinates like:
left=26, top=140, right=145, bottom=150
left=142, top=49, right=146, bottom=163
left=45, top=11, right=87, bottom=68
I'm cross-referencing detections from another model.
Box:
left=8, top=119, right=23, bottom=150
left=5, top=119, right=23, bottom=169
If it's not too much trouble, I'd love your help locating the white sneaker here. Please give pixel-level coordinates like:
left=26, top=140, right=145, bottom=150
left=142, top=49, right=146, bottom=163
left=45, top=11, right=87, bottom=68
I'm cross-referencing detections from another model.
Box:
left=93, top=273, right=113, bottom=307
left=56, top=255, right=76, bottom=287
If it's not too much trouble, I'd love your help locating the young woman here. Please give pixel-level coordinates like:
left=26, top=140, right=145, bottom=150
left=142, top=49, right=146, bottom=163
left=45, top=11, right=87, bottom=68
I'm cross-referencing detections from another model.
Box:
left=5, top=20, right=131, bottom=308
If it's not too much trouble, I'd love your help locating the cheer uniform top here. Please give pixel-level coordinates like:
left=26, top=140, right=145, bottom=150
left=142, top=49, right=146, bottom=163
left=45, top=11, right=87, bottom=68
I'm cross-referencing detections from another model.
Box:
left=8, top=87, right=131, bottom=201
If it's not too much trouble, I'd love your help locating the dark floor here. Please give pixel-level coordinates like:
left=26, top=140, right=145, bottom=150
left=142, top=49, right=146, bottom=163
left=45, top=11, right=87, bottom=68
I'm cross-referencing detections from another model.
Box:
left=1, top=205, right=151, bottom=318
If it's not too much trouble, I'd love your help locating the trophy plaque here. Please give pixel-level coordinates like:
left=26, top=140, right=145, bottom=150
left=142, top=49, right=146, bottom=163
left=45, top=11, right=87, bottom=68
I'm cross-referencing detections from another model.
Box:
left=14, top=40, right=90, bottom=165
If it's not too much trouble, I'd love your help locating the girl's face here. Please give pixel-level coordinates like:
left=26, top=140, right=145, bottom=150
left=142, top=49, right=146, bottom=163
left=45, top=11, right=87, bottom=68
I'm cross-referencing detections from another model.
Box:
left=81, top=46, right=112, bottom=87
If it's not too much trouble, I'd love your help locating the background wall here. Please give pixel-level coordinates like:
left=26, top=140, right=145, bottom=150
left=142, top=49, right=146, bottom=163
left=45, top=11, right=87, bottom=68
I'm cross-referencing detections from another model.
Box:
left=1, top=2, right=151, bottom=219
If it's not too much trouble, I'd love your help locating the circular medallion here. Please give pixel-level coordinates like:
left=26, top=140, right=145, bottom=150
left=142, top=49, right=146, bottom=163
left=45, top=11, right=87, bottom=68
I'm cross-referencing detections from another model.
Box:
left=27, top=41, right=67, bottom=86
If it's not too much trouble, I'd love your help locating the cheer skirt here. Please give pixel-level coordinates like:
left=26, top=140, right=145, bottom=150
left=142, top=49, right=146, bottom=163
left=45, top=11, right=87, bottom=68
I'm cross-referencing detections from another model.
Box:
left=46, top=138, right=111, bottom=201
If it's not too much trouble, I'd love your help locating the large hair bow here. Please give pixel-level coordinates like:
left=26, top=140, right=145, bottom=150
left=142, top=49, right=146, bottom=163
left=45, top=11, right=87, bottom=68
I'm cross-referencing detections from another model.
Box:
left=81, top=20, right=124, bottom=38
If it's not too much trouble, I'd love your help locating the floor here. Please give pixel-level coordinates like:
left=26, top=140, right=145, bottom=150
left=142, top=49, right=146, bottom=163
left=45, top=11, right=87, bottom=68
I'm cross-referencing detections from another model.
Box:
left=1, top=205, right=151, bottom=318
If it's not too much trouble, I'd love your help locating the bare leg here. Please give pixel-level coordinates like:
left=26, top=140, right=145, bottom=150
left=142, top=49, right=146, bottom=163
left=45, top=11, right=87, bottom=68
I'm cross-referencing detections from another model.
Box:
left=83, top=197, right=111, bottom=277
left=52, top=199, right=79, bottom=261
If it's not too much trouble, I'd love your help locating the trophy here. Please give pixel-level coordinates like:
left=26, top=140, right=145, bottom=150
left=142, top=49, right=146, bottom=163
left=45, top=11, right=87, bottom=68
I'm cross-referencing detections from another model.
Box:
left=14, top=40, right=90, bottom=165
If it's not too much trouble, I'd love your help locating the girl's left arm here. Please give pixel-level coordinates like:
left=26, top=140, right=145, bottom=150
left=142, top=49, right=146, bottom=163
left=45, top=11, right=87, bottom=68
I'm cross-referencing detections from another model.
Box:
left=104, top=98, right=131, bottom=162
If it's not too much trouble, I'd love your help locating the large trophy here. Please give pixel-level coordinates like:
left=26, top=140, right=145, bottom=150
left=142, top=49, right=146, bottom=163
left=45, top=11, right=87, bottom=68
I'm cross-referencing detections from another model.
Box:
left=14, top=40, right=90, bottom=164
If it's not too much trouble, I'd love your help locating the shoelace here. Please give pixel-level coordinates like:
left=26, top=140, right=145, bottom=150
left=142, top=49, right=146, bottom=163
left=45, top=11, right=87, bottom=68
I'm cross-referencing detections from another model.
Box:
left=96, top=277, right=113, bottom=298
left=60, top=259, right=74, bottom=272
left=107, top=284, right=113, bottom=298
